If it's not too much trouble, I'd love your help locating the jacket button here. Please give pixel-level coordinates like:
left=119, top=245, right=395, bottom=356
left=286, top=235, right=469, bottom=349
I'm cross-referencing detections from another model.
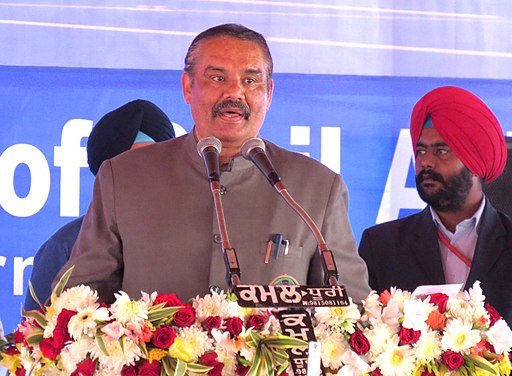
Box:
left=220, top=185, right=227, bottom=195
left=213, top=234, right=222, bottom=243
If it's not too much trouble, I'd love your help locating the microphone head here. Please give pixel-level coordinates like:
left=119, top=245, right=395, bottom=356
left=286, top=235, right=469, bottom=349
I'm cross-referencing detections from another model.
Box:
left=241, top=137, right=265, bottom=159
left=197, top=136, right=222, bottom=156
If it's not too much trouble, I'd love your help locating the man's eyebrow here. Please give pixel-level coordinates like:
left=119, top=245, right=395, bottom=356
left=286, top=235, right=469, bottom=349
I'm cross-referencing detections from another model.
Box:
left=416, top=141, right=449, bottom=148
left=205, top=65, right=225, bottom=73
left=245, top=68, right=263, bottom=75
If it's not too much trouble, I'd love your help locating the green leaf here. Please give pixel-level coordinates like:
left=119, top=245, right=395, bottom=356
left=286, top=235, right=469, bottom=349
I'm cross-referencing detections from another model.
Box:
left=26, top=332, right=44, bottom=347
left=148, top=307, right=180, bottom=322
left=95, top=333, right=109, bottom=356
left=246, top=348, right=263, bottom=376
left=268, top=347, right=289, bottom=365
left=22, top=309, right=47, bottom=328
left=466, top=354, right=500, bottom=375
left=186, top=363, right=213, bottom=373
left=27, top=281, right=45, bottom=311
left=53, top=265, right=75, bottom=298
left=261, top=335, right=308, bottom=349
left=162, top=357, right=174, bottom=375
left=173, top=358, right=187, bottom=376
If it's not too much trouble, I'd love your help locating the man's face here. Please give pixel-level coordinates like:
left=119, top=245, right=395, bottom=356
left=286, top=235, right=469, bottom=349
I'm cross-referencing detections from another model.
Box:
left=415, top=127, right=475, bottom=212
left=181, top=36, right=274, bottom=158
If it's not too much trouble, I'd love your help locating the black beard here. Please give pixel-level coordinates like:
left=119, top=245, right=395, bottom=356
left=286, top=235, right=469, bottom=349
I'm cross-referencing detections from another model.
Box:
left=415, top=166, right=474, bottom=212
left=212, top=99, right=250, bottom=120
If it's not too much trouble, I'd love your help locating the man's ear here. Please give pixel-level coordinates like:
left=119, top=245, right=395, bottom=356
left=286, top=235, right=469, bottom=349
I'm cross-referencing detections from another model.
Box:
left=181, top=72, right=192, bottom=104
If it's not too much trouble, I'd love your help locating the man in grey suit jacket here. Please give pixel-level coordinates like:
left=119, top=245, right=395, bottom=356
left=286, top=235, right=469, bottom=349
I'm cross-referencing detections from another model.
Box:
left=55, top=23, right=371, bottom=304
left=359, top=86, right=512, bottom=326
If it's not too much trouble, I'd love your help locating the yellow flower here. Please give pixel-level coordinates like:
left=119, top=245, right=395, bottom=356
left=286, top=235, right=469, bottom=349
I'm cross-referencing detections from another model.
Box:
left=499, top=354, right=511, bottom=376
left=149, top=348, right=168, bottom=363
left=0, top=352, right=21, bottom=373
left=169, top=338, right=193, bottom=362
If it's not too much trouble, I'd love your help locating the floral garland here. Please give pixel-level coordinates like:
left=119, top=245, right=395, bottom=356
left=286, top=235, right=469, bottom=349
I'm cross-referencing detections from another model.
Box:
left=0, top=268, right=511, bottom=376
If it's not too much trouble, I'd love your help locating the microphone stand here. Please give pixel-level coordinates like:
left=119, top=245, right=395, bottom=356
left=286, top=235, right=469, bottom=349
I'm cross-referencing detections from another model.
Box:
left=272, top=181, right=339, bottom=287
left=209, top=179, right=241, bottom=288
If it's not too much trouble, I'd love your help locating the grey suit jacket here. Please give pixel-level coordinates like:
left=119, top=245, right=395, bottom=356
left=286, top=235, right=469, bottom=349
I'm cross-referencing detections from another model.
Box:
left=57, top=132, right=370, bottom=303
left=359, top=202, right=512, bottom=326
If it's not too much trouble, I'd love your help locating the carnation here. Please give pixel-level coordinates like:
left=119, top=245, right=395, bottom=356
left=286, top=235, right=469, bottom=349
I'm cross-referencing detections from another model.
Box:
left=110, top=291, right=150, bottom=325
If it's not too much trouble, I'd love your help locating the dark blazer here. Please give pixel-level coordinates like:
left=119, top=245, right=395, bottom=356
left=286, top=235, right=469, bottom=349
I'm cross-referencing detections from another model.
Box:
left=359, top=202, right=512, bottom=326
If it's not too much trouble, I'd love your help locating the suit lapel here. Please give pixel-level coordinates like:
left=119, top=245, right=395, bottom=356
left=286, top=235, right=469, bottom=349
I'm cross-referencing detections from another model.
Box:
left=466, top=202, right=507, bottom=289
left=408, top=208, right=446, bottom=285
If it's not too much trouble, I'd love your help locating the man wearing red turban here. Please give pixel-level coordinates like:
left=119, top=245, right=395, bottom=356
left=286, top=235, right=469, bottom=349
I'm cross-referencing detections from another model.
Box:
left=359, top=86, right=512, bottom=327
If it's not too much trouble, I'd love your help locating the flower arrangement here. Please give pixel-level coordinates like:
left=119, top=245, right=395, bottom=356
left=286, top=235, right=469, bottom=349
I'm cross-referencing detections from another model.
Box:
left=1, top=268, right=511, bottom=376
left=313, top=281, right=512, bottom=376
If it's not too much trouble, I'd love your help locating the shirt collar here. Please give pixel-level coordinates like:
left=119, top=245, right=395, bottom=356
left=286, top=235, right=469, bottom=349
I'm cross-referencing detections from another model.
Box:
left=430, top=196, right=486, bottom=236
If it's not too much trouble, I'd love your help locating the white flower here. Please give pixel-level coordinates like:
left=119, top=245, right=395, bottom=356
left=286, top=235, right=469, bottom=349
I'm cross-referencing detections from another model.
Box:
left=485, top=319, right=512, bottom=354
left=318, top=331, right=349, bottom=370
left=380, top=300, right=401, bottom=333
left=339, top=348, right=371, bottom=374
left=68, top=306, right=110, bottom=339
left=364, top=323, right=394, bottom=360
left=193, top=292, right=243, bottom=321
left=101, top=321, right=126, bottom=341
left=89, top=335, right=143, bottom=374
left=314, top=300, right=361, bottom=334
left=110, top=291, right=150, bottom=325
left=374, top=336, right=416, bottom=376
left=413, top=330, right=442, bottom=363
left=172, top=326, right=213, bottom=362
left=361, top=291, right=382, bottom=323
left=441, top=319, right=481, bottom=353
left=402, top=298, right=432, bottom=333
left=59, top=336, right=94, bottom=373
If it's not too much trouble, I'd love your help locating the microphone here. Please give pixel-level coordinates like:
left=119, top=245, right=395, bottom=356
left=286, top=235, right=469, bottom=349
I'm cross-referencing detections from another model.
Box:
left=196, top=136, right=241, bottom=288
left=241, top=137, right=339, bottom=287
left=241, top=138, right=282, bottom=188
left=197, top=137, right=222, bottom=182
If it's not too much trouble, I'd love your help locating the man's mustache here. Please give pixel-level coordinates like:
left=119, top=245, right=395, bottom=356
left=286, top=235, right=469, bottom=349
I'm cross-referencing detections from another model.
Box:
left=417, top=170, right=445, bottom=184
left=212, top=100, right=250, bottom=119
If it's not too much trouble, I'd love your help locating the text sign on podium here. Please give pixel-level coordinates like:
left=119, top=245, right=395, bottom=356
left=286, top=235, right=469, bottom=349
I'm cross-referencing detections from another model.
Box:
left=232, top=285, right=349, bottom=308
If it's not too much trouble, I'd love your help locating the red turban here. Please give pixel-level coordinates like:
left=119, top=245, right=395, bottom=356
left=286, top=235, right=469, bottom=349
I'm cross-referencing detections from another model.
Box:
left=410, top=86, right=507, bottom=182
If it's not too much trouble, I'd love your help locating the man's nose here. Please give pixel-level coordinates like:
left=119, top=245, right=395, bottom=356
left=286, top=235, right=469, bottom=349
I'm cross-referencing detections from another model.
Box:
left=223, top=78, right=244, bottom=100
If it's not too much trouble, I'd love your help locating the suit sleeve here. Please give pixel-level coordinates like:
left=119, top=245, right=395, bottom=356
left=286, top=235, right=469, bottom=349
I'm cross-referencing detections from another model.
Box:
left=358, top=228, right=379, bottom=292
left=311, top=173, right=371, bottom=303
left=52, top=160, right=123, bottom=303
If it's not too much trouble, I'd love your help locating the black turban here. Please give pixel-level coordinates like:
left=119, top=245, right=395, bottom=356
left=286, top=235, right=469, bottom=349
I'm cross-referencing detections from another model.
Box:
left=87, top=99, right=175, bottom=175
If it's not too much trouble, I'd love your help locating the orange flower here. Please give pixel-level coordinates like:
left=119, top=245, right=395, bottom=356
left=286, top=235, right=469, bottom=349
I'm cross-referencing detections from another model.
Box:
left=426, top=310, right=445, bottom=330
left=379, top=290, right=392, bottom=305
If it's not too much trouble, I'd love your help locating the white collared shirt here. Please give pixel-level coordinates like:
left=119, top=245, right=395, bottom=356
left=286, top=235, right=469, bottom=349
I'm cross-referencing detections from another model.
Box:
left=430, top=197, right=486, bottom=284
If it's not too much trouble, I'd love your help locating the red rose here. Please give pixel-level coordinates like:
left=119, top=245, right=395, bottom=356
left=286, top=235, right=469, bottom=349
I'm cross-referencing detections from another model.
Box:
left=441, top=350, right=464, bottom=370
left=39, top=338, right=59, bottom=360
left=121, top=365, right=137, bottom=376
left=236, top=363, right=250, bottom=376
left=421, top=371, right=435, bottom=376
left=485, top=304, right=502, bottom=326
left=370, top=369, right=383, bottom=376
left=15, top=369, right=26, bottom=376
left=428, top=293, right=449, bottom=313
left=13, top=328, right=25, bottom=344
left=399, top=327, right=421, bottom=345
left=154, top=294, right=182, bottom=307
left=138, top=360, right=162, bottom=376
left=52, top=326, right=71, bottom=351
left=173, top=304, right=196, bottom=327
left=350, top=330, right=370, bottom=355
left=70, top=358, right=96, bottom=376
left=6, top=346, right=20, bottom=355
left=201, top=352, right=224, bottom=376
left=203, top=316, right=222, bottom=332
left=153, top=325, right=176, bottom=349
left=225, top=317, right=243, bottom=337
left=278, top=370, right=289, bottom=376
left=56, top=309, right=76, bottom=329
left=247, top=315, right=266, bottom=330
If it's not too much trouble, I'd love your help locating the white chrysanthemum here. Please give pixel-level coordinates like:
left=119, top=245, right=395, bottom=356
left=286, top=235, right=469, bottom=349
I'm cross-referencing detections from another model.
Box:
left=89, top=335, right=143, bottom=374
left=402, top=299, right=432, bottom=332
left=318, top=331, right=349, bottom=370
left=441, top=319, right=481, bottom=353
left=110, top=291, right=150, bottom=325
left=314, top=300, right=361, bottom=334
left=375, top=337, right=416, bottom=376
left=44, top=285, right=99, bottom=336
left=193, top=292, right=242, bottom=321
left=364, top=327, right=395, bottom=361
left=59, top=336, right=94, bottom=373
left=214, top=339, right=239, bottom=376
left=388, top=288, right=413, bottom=310
left=174, top=326, right=213, bottom=362
left=413, top=330, right=442, bottom=363
left=446, top=297, right=476, bottom=325
left=68, top=306, right=110, bottom=339
left=260, top=311, right=281, bottom=336
left=485, top=319, right=512, bottom=354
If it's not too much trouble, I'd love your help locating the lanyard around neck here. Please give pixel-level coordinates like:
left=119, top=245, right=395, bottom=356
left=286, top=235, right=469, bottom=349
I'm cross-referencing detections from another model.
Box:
left=436, top=229, right=472, bottom=267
